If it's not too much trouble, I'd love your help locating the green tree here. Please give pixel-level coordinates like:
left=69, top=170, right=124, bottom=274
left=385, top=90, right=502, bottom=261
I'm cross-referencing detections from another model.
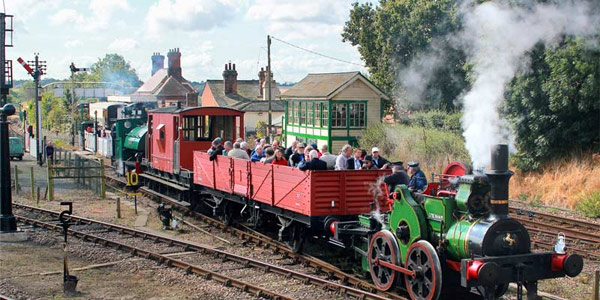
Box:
left=77, top=54, right=142, bottom=88
left=506, top=37, right=600, bottom=170
left=342, top=0, right=468, bottom=111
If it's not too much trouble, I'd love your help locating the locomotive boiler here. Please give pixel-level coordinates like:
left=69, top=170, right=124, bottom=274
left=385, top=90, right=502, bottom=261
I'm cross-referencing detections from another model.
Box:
left=332, top=144, right=583, bottom=300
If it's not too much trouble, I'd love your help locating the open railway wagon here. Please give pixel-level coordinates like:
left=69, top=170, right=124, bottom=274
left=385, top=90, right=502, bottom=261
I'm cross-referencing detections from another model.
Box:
left=141, top=106, right=245, bottom=200
left=192, top=151, right=392, bottom=252
left=328, top=145, right=584, bottom=300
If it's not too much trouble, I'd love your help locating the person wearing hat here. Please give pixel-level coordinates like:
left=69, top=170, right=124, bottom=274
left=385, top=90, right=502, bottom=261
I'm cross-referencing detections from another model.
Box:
left=383, top=162, right=410, bottom=194
left=371, top=147, right=389, bottom=168
left=361, top=155, right=379, bottom=170
left=289, top=143, right=306, bottom=167
left=209, top=138, right=224, bottom=161
left=408, top=161, right=427, bottom=191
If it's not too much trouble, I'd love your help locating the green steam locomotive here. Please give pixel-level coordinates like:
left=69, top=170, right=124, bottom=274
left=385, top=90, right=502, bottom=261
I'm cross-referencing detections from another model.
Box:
left=332, top=145, right=583, bottom=300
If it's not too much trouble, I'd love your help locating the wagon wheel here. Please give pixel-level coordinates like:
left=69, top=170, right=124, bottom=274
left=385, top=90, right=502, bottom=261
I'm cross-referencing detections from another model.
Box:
left=220, top=202, right=235, bottom=226
left=368, top=230, right=400, bottom=291
left=404, top=240, right=442, bottom=300
left=476, top=284, right=509, bottom=300
left=287, top=225, right=306, bottom=253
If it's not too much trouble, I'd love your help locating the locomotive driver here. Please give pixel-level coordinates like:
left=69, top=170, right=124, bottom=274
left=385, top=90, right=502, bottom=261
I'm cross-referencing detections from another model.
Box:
left=383, top=162, right=409, bottom=194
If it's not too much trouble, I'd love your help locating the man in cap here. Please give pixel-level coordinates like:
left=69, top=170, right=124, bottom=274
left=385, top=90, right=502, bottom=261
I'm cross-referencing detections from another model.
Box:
left=361, top=156, right=379, bottom=170
left=383, top=162, right=410, bottom=194
left=289, top=143, right=306, bottom=167
left=408, top=161, right=427, bottom=191
left=371, top=147, right=389, bottom=169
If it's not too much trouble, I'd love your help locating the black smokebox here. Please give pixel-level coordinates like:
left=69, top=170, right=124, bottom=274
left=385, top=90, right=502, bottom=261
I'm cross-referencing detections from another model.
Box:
left=486, top=144, right=513, bottom=217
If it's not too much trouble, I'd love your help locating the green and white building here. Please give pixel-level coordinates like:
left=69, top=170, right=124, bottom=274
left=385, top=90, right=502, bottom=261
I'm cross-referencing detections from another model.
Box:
left=281, top=72, right=389, bottom=152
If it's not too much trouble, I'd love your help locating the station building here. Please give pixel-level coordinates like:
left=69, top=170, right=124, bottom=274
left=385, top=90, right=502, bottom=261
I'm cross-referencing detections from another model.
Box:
left=280, top=71, right=389, bottom=151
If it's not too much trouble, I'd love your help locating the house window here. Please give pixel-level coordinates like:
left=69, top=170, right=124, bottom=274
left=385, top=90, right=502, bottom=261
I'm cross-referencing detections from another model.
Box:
left=321, top=102, right=328, bottom=128
left=331, top=103, right=347, bottom=128
left=182, top=115, right=211, bottom=141
left=349, top=103, right=366, bottom=127
left=307, top=102, right=313, bottom=126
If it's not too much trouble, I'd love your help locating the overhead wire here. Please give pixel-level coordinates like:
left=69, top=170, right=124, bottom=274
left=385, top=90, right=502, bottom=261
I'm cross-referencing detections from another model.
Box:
left=270, top=35, right=366, bottom=68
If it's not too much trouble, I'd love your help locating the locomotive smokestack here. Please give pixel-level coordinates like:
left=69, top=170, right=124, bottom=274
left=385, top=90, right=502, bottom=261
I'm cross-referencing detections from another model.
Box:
left=486, top=144, right=513, bottom=218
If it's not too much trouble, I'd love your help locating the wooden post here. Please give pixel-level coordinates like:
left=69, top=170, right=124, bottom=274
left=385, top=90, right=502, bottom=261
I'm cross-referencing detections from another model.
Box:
left=14, top=165, right=19, bottom=194
left=594, top=270, right=599, bottom=300
left=76, top=155, right=80, bottom=184
left=30, top=166, right=34, bottom=198
left=116, top=198, right=121, bottom=218
left=36, top=186, right=40, bottom=206
left=100, top=159, right=106, bottom=199
left=67, top=152, right=71, bottom=177
left=47, top=160, right=54, bottom=201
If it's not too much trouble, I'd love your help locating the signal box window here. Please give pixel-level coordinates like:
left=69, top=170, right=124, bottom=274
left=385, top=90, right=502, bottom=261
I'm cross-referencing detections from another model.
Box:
left=332, top=103, right=347, bottom=128
left=182, top=116, right=211, bottom=141
left=349, top=103, right=366, bottom=128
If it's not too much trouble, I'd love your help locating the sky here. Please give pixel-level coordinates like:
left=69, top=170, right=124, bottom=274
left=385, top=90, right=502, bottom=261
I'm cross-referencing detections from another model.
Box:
left=5, top=0, right=370, bottom=84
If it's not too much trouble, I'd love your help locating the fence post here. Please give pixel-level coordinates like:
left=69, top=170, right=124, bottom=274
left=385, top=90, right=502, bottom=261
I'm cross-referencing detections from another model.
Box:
left=594, top=270, right=599, bottom=300
left=75, top=155, right=80, bottom=184
left=14, top=165, right=19, bottom=194
left=47, top=160, right=54, bottom=201
left=36, top=186, right=40, bottom=206
left=67, top=152, right=71, bottom=177
left=30, top=166, right=34, bottom=198
left=100, top=159, right=106, bottom=199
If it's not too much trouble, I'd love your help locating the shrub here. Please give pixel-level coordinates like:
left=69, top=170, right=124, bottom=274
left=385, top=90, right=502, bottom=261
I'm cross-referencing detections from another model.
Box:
left=404, top=109, right=462, bottom=134
left=575, top=191, right=600, bottom=218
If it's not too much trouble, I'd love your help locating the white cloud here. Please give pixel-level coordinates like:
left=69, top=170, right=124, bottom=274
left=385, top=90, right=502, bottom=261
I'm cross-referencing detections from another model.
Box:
left=180, top=42, right=215, bottom=80
left=49, top=9, right=84, bottom=25
left=145, top=0, right=239, bottom=38
left=85, top=0, right=131, bottom=31
left=108, top=38, right=139, bottom=51
left=246, top=0, right=350, bottom=40
left=65, top=39, right=82, bottom=48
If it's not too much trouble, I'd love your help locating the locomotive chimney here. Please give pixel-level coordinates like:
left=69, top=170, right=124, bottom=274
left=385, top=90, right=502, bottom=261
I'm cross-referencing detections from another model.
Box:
left=151, top=52, right=165, bottom=76
left=486, top=144, right=513, bottom=218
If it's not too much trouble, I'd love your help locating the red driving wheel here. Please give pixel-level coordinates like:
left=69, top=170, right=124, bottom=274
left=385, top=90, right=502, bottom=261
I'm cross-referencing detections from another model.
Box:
left=368, top=230, right=400, bottom=291
left=404, top=240, right=442, bottom=300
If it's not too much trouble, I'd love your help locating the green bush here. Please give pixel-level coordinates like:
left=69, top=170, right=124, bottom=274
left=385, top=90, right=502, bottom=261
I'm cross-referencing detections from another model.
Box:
left=575, top=191, right=600, bottom=218
left=359, top=123, right=469, bottom=174
left=403, top=109, right=463, bottom=134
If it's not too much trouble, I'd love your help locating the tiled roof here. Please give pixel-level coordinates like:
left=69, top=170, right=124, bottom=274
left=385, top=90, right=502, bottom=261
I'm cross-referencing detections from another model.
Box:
left=280, top=71, right=364, bottom=98
left=205, top=80, right=283, bottom=112
left=155, top=76, right=192, bottom=97
left=134, top=68, right=196, bottom=96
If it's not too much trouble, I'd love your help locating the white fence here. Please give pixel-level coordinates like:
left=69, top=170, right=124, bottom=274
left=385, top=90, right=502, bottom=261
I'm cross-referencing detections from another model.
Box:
left=84, top=132, right=112, bottom=157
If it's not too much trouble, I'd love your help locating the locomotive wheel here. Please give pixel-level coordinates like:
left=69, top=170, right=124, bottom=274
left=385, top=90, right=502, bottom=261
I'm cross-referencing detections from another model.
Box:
left=404, top=240, right=442, bottom=300
left=476, top=283, right=509, bottom=299
left=368, top=230, right=400, bottom=291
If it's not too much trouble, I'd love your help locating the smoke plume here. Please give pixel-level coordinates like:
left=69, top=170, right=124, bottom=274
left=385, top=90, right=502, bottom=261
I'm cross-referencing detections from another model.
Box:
left=458, top=0, right=599, bottom=169
left=397, top=0, right=599, bottom=169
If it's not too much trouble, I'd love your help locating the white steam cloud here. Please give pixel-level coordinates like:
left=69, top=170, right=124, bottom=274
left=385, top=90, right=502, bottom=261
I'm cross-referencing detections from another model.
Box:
left=458, top=0, right=599, bottom=169
left=397, top=0, right=599, bottom=169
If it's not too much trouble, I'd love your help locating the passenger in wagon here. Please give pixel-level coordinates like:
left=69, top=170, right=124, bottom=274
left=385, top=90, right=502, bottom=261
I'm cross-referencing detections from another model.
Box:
left=241, top=142, right=251, bottom=156
left=228, top=142, right=249, bottom=159
left=335, top=144, right=353, bottom=170
left=289, top=143, right=306, bottom=167
left=371, top=147, right=389, bottom=169
left=310, top=143, right=321, bottom=158
left=272, top=140, right=285, bottom=154
left=223, top=141, right=233, bottom=156
left=209, top=138, right=224, bottom=161
left=261, top=148, right=275, bottom=163
left=270, top=149, right=288, bottom=166
left=319, top=145, right=337, bottom=170
left=285, top=140, right=298, bottom=160
left=299, top=150, right=327, bottom=171
left=361, top=156, right=379, bottom=170
left=383, top=163, right=410, bottom=194
left=407, top=161, right=427, bottom=191
left=250, top=146, right=265, bottom=162
left=347, top=148, right=363, bottom=170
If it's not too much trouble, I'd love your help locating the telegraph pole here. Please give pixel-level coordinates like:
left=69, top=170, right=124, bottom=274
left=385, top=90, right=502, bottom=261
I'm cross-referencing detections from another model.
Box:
left=267, top=35, right=272, bottom=143
left=0, top=12, right=16, bottom=233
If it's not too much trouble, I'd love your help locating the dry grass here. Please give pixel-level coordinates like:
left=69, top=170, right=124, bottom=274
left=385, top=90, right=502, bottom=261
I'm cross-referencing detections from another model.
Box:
left=510, top=152, right=600, bottom=209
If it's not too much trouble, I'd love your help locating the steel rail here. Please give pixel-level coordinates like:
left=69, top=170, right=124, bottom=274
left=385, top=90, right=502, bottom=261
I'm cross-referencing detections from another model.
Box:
left=13, top=203, right=396, bottom=300
left=509, top=207, right=600, bottom=234
left=15, top=214, right=291, bottom=300
left=105, top=176, right=406, bottom=299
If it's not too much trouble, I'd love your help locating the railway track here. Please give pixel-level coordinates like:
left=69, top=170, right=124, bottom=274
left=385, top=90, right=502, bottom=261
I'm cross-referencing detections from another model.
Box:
left=13, top=203, right=397, bottom=300
left=509, top=208, right=600, bottom=260
left=104, top=173, right=408, bottom=300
